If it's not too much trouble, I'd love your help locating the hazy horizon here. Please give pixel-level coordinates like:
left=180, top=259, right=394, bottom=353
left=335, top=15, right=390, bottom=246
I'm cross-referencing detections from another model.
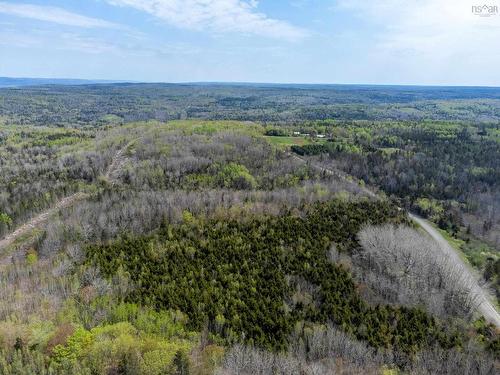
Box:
left=1, top=1, right=500, bottom=86
left=2, top=76, right=500, bottom=89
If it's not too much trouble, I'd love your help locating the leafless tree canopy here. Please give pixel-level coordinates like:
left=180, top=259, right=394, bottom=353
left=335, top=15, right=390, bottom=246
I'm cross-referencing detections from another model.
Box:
left=354, top=224, right=481, bottom=319
left=217, top=325, right=497, bottom=375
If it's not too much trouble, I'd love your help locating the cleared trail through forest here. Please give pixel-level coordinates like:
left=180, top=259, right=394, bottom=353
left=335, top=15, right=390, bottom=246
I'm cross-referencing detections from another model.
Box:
left=0, top=192, right=89, bottom=253
left=410, top=214, right=500, bottom=327
left=290, top=152, right=500, bottom=326
left=288, top=153, right=378, bottom=198
left=0, top=141, right=133, bottom=254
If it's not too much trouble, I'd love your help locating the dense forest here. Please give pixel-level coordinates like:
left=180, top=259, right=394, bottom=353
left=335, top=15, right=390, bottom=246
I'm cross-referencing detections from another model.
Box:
left=0, top=84, right=498, bottom=374
left=284, top=120, right=500, bottom=303
left=1, top=83, right=500, bottom=127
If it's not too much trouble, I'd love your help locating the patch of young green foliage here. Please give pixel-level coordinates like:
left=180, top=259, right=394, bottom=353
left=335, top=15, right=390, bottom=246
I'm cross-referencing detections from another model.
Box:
left=216, top=162, right=256, bottom=190
left=0, top=303, right=207, bottom=375
left=87, top=199, right=463, bottom=354
left=166, top=120, right=264, bottom=137
left=0, top=125, right=94, bottom=151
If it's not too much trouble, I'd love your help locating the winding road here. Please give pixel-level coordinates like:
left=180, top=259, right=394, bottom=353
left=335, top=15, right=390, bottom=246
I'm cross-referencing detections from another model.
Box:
left=290, top=152, right=500, bottom=326
left=1, top=146, right=499, bottom=326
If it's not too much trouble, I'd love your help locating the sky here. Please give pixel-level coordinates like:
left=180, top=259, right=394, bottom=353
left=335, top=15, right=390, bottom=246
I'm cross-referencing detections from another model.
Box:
left=0, top=0, right=499, bottom=85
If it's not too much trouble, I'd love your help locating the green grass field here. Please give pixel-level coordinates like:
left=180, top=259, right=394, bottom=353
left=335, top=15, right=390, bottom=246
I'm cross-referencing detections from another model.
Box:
left=264, top=135, right=330, bottom=150
left=265, top=136, right=310, bottom=147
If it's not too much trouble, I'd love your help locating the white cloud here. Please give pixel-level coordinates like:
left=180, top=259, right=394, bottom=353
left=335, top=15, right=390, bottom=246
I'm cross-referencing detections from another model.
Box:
left=336, top=0, right=500, bottom=58
left=0, top=28, right=119, bottom=54
left=334, top=0, right=500, bottom=84
left=0, top=2, right=120, bottom=28
left=105, top=0, right=308, bottom=40
left=0, top=23, right=200, bottom=58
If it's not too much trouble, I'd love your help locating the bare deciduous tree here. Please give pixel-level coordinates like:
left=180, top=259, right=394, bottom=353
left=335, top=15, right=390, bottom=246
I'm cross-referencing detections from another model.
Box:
left=355, top=224, right=481, bottom=319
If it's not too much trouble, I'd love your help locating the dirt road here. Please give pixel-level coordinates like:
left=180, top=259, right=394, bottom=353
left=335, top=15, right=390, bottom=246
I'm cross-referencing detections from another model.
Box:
left=0, top=192, right=89, bottom=251
left=0, top=141, right=132, bottom=253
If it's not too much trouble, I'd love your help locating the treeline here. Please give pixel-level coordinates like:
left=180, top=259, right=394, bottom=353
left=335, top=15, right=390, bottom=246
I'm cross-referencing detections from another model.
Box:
left=2, top=84, right=500, bottom=127
left=219, top=326, right=497, bottom=375
left=294, top=121, right=500, bottom=246
left=290, top=120, right=500, bottom=304
left=291, top=140, right=361, bottom=156
left=87, top=199, right=472, bottom=355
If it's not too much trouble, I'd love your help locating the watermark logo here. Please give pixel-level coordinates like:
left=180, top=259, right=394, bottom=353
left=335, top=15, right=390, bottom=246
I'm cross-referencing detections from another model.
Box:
left=472, top=4, right=499, bottom=16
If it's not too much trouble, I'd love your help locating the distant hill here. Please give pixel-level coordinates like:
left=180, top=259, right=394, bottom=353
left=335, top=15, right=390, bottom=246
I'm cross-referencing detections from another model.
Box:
left=0, top=77, right=126, bottom=88
left=1, top=81, right=500, bottom=126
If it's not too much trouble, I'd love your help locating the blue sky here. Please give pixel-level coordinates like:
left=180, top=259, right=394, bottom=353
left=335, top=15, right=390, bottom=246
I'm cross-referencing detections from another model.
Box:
left=0, top=0, right=499, bottom=85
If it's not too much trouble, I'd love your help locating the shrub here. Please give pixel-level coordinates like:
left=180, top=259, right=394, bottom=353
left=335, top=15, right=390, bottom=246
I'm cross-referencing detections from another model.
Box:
left=51, top=327, right=93, bottom=363
left=216, top=163, right=256, bottom=190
